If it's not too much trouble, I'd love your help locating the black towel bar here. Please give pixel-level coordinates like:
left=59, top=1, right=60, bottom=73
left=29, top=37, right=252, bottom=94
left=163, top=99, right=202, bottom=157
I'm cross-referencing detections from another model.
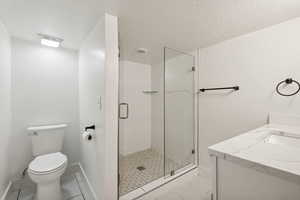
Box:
left=199, top=86, right=239, bottom=92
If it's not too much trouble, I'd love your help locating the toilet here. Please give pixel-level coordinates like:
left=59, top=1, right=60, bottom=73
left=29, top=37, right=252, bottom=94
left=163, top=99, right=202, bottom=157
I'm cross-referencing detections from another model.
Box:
left=27, top=124, right=68, bottom=200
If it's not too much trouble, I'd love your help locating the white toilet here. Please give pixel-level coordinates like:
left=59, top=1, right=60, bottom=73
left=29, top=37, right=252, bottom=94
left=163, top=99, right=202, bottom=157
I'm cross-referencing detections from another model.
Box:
left=27, top=124, right=68, bottom=200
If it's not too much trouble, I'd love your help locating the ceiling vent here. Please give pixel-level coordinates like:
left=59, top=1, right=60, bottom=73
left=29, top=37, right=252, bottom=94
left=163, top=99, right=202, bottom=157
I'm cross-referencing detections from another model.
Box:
left=136, top=48, right=148, bottom=54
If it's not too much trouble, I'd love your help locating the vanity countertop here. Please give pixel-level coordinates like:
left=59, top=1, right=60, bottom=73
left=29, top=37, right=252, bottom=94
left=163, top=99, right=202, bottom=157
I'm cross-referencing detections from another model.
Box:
left=208, top=124, right=300, bottom=183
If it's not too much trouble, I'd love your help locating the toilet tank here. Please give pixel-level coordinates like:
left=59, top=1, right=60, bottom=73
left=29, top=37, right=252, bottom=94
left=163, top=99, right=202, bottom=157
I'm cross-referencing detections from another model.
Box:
left=27, top=124, right=67, bottom=156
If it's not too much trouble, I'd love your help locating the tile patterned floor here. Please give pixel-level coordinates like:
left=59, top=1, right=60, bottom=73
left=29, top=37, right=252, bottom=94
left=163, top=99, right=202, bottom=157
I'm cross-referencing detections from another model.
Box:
left=6, top=166, right=95, bottom=200
left=119, top=149, right=194, bottom=196
left=138, top=167, right=212, bottom=200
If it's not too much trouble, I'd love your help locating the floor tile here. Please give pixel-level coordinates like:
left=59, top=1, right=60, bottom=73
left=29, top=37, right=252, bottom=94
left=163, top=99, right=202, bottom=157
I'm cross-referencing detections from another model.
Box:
left=74, top=172, right=96, bottom=200
left=61, top=175, right=82, bottom=199
left=19, top=191, right=34, bottom=200
left=18, top=182, right=35, bottom=200
left=6, top=168, right=92, bottom=200
left=5, top=191, right=19, bottom=200
left=68, top=195, right=84, bottom=200
left=138, top=168, right=212, bottom=200
left=119, top=188, right=145, bottom=200
left=154, top=193, right=184, bottom=200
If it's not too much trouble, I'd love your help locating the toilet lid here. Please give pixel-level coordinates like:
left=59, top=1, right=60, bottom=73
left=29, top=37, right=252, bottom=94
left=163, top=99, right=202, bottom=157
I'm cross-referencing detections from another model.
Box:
left=29, top=152, right=67, bottom=173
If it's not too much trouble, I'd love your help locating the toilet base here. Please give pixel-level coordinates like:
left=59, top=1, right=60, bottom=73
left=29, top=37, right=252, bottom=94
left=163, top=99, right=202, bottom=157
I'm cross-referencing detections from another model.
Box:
left=35, top=179, right=62, bottom=200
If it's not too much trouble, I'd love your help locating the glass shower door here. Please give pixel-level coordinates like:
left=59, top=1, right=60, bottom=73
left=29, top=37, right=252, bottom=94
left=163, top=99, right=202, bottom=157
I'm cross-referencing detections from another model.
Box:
left=164, top=47, right=196, bottom=176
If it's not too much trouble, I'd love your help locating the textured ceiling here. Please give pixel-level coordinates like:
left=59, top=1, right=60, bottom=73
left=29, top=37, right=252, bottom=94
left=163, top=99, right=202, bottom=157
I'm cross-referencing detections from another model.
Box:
left=1, top=0, right=300, bottom=64
left=0, top=0, right=108, bottom=49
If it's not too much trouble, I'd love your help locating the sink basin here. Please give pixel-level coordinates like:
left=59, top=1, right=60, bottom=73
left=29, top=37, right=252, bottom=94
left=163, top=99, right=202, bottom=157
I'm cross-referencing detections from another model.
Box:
left=265, top=134, right=300, bottom=149
left=237, top=133, right=300, bottom=163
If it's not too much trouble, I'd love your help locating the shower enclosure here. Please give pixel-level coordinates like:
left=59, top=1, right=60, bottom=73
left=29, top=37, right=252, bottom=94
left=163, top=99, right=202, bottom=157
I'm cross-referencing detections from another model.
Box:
left=118, top=47, right=197, bottom=197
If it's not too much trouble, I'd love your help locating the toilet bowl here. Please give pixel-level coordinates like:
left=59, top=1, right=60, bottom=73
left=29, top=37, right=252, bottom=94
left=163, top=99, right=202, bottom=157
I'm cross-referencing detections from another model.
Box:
left=28, top=152, right=68, bottom=200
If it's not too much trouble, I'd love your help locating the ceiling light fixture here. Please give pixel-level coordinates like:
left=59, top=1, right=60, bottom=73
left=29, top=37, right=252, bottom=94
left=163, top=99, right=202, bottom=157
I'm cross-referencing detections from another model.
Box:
left=38, top=33, right=63, bottom=48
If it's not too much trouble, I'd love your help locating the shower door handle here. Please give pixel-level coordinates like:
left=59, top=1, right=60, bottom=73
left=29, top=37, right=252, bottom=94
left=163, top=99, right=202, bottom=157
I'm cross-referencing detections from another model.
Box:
left=119, top=103, right=129, bottom=119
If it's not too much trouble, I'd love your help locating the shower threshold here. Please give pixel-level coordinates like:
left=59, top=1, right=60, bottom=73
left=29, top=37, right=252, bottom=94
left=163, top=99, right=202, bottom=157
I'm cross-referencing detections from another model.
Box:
left=119, top=164, right=198, bottom=200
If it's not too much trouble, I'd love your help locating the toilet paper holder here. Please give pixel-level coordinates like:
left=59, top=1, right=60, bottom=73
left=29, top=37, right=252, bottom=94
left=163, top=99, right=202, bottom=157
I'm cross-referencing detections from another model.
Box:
left=85, top=125, right=95, bottom=131
left=83, top=125, right=96, bottom=141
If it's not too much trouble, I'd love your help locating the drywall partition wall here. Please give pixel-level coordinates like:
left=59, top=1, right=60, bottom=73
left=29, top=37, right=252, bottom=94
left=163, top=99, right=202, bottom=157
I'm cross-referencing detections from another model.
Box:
left=79, top=17, right=105, bottom=200
left=79, top=14, right=119, bottom=200
left=11, top=38, right=80, bottom=178
left=0, top=20, right=12, bottom=198
left=119, top=60, right=152, bottom=156
left=103, top=13, right=118, bottom=200
left=198, top=17, right=300, bottom=167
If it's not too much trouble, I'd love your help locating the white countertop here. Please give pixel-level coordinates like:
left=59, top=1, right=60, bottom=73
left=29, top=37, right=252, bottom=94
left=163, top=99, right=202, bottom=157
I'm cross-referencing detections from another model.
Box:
left=208, top=124, right=300, bottom=183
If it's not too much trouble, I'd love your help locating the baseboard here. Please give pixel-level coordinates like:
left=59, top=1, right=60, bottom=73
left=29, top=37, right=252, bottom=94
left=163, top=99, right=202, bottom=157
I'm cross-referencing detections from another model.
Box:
left=77, top=163, right=98, bottom=200
left=0, top=181, right=12, bottom=200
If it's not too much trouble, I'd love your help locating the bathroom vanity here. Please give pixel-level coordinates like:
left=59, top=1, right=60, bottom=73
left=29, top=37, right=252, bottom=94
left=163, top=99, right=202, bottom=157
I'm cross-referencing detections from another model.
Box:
left=209, top=114, right=300, bottom=200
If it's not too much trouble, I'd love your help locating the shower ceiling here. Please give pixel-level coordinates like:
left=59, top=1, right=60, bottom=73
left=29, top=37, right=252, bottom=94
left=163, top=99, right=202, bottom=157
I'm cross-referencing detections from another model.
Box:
left=1, top=0, right=300, bottom=63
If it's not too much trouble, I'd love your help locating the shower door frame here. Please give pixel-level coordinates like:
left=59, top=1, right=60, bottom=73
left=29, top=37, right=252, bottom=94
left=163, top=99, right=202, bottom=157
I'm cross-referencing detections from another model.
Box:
left=117, top=47, right=199, bottom=200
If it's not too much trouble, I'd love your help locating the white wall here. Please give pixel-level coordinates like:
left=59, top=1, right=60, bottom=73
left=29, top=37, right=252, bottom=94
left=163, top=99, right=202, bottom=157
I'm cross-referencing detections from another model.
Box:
left=79, top=17, right=105, bottom=200
left=0, top=20, right=12, bottom=198
left=198, top=17, right=300, bottom=166
left=79, top=14, right=119, bottom=200
left=119, top=60, right=152, bottom=156
left=103, top=14, right=119, bottom=200
left=11, top=38, right=80, bottom=178
left=79, top=18, right=105, bottom=198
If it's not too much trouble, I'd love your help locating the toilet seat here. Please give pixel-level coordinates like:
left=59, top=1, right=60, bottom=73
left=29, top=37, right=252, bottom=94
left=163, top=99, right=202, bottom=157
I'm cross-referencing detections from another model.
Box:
left=29, top=152, right=67, bottom=175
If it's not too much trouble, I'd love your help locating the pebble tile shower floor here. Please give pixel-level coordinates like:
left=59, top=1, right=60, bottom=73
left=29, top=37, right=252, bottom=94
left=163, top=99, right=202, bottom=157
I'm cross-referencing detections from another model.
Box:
left=119, top=149, right=193, bottom=196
